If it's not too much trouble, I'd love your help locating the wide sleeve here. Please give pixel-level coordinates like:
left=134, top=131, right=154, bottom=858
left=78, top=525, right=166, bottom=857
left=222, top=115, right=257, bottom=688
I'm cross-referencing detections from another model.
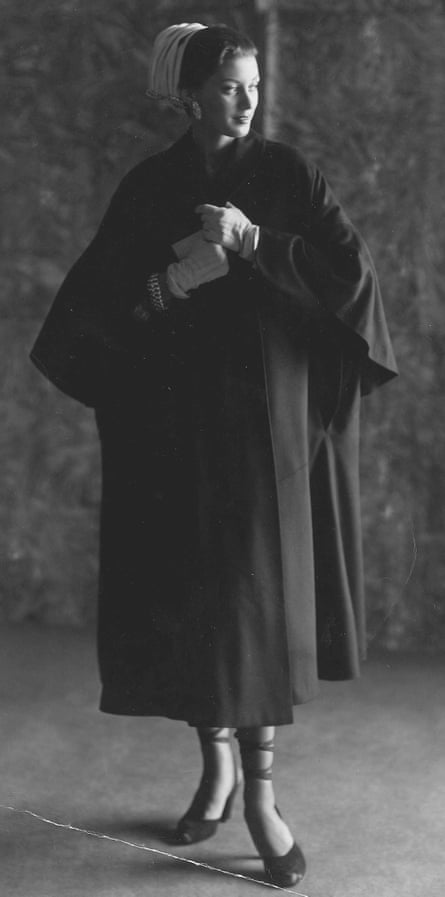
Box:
left=30, top=165, right=175, bottom=407
left=254, top=160, right=398, bottom=395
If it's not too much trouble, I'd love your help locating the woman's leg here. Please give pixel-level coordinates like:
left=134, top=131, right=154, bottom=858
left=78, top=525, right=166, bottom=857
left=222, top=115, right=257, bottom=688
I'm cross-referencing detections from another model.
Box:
left=189, top=727, right=237, bottom=819
left=235, top=726, right=294, bottom=857
left=176, top=726, right=239, bottom=843
left=236, top=725, right=305, bottom=885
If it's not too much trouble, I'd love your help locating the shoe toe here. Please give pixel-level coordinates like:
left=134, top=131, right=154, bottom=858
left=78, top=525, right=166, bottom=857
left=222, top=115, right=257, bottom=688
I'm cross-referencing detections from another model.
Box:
left=176, top=829, right=193, bottom=845
left=263, top=840, right=306, bottom=887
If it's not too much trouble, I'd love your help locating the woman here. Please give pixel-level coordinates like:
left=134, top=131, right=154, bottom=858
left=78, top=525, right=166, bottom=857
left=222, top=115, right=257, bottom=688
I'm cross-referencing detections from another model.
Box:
left=31, top=23, right=397, bottom=887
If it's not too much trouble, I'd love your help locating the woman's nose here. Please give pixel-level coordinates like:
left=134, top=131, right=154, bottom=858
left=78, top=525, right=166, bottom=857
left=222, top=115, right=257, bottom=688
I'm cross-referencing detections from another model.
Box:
left=238, top=90, right=255, bottom=110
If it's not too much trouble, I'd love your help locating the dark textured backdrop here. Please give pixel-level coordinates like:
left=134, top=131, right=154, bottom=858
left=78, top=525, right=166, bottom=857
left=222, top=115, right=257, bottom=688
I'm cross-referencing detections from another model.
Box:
left=2, top=0, right=444, bottom=650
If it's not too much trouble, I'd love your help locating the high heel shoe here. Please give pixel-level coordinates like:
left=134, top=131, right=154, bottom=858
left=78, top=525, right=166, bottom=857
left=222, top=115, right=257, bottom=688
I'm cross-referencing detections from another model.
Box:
left=175, top=729, right=240, bottom=845
left=236, top=733, right=306, bottom=887
left=263, top=838, right=306, bottom=888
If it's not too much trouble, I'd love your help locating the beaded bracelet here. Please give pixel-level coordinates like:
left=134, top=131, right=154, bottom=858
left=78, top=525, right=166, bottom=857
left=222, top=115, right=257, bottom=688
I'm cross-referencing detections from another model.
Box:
left=146, top=273, right=168, bottom=314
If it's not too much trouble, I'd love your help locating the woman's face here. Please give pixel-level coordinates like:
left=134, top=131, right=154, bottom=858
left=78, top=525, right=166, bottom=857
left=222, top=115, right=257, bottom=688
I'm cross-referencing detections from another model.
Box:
left=193, top=54, right=260, bottom=142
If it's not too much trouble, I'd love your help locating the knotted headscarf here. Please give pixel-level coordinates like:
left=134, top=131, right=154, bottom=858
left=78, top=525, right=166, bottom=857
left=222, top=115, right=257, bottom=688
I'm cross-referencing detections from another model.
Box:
left=148, top=23, right=208, bottom=103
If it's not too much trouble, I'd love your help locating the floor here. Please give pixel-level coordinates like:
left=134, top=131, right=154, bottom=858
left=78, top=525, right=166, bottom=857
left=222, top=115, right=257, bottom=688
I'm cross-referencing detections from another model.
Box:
left=0, top=624, right=444, bottom=897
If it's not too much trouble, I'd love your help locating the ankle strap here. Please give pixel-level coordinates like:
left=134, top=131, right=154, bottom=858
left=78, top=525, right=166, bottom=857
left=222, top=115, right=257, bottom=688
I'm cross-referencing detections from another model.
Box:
left=197, top=727, right=230, bottom=745
left=235, top=736, right=274, bottom=780
left=235, top=737, right=275, bottom=752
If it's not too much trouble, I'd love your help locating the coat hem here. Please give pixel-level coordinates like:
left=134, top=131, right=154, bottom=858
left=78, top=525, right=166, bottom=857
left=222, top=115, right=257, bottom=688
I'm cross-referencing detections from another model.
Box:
left=98, top=681, right=339, bottom=724
left=99, top=693, right=312, bottom=726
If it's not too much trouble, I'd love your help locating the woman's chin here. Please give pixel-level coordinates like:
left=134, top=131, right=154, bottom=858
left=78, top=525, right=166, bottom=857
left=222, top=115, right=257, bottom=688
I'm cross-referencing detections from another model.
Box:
left=228, top=120, right=252, bottom=136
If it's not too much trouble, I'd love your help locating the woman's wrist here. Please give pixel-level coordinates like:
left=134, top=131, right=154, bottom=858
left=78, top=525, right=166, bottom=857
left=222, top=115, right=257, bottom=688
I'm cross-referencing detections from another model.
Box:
left=239, top=224, right=260, bottom=261
left=166, top=264, right=190, bottom=298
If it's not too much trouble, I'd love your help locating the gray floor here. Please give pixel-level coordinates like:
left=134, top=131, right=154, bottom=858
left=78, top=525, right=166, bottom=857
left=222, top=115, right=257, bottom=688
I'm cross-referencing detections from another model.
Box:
left=0, top=624, right=444, bottom=897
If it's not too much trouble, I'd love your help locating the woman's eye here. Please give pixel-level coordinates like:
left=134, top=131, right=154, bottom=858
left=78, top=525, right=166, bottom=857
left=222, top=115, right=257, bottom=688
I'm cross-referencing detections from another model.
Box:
left=221, top=84, right=259, bottom=96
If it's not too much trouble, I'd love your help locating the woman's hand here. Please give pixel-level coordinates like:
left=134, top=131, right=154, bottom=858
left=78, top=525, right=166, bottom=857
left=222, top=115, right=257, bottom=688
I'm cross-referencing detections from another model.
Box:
left=196, top=202, right=257, bottom=257
left=167, top=238, right=229, bottom=298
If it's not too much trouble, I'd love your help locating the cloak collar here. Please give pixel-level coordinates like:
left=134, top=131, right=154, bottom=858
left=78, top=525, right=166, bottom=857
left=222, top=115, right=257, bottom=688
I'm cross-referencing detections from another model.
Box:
left=155, top=128, right=266, bottom=242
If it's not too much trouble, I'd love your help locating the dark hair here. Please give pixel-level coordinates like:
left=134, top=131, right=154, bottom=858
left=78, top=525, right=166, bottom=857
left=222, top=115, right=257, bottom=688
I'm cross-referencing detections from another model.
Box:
left=179, top=25, right=258, bottom=92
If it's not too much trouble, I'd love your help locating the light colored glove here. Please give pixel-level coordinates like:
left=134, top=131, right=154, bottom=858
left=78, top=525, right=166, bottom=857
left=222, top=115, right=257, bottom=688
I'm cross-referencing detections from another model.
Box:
left=196, top=201, right=259, bottom=259
left=166, top=236, right=229, bottom=298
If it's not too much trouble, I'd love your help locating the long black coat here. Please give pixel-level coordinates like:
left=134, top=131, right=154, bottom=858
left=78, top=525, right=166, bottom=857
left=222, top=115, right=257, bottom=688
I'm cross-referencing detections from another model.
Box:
left=31, top=129, right=397, bottom=726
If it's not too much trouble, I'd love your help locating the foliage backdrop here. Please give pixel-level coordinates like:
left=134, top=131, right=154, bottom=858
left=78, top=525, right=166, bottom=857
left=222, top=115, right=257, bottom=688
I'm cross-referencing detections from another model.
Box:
left=2, top=0, right=444, bottom=649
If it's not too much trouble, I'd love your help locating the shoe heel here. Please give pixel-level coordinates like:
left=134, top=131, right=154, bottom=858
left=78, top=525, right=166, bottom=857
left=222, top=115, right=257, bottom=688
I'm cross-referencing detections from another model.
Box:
left=221, top=779, right=240, bottom=822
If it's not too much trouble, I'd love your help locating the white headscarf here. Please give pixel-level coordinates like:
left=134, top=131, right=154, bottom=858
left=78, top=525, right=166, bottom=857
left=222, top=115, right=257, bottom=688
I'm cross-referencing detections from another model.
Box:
left=148, top=23, right=208, bottom=103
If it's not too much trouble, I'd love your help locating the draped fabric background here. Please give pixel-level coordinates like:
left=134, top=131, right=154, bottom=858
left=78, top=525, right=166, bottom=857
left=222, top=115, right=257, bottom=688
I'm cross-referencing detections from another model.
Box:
left=2, top=0, right=444, bottom=651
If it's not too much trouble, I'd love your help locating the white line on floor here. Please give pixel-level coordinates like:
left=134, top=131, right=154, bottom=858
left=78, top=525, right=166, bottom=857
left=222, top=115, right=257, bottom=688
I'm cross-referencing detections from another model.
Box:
left=0, top=803, right=311, bottom=896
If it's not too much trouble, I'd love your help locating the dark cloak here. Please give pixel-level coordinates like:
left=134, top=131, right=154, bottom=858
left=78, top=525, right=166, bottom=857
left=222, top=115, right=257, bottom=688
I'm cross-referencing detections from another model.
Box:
left=31, top=130, right=397, bottom=726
